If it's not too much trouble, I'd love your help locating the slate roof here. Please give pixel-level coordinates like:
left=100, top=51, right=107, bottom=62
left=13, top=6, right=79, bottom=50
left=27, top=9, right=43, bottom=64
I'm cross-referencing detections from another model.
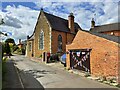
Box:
left=90, top=23, right=120, bottom=32
left=28, top=10, right=81, bottom=39
left=44, top=12, right=81, bottom=33
left=82, top=30, right=120, bottom=44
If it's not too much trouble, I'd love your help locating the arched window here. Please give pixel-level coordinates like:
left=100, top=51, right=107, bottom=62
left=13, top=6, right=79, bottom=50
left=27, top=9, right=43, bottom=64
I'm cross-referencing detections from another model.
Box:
left=39, top=31, right=44, bottom=50
left=58, top=35, right=62, bottom=52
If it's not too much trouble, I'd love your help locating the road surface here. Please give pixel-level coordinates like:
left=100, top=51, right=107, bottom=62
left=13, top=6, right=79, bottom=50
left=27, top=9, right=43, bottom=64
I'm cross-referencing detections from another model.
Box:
left=11, top=55, right=118, bottom=89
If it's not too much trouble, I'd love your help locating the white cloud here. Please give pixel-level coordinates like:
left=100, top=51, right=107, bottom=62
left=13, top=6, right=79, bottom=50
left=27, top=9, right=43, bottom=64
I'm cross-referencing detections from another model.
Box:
left=0, top=1, right=118, bottom=44
left=4, top=14, right=23, bottom=28
left=33, top=2, right=118, bottom=30
left=1, top=4, right=39, bottom=44
left=95, top=2, right=118, bottom=25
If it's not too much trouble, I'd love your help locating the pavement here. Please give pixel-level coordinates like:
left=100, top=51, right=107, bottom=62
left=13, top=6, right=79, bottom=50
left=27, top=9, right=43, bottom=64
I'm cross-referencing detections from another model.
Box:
left=2, top=59, right=22, bottom=88
left=2, top=54, right=120, bottom=90
left=2, top=57, right=44, bottom=89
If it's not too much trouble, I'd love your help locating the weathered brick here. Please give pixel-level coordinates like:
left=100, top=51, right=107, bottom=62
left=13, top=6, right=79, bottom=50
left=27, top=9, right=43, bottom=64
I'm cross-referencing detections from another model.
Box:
left=66, top=30, right=119, bottom=82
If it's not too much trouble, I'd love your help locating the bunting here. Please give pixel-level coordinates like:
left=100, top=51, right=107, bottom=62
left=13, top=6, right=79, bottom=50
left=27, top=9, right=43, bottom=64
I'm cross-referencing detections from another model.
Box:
left=71, top=51, right=90, bottom=72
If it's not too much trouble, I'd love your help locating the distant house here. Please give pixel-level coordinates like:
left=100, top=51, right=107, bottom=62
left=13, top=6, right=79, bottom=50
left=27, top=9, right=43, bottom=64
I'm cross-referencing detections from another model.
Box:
left=17, top=39, right=26, bottom=55
left=90, top=18, right=120, bottom=36
left=17, top=39, right=23, bottom=49
left=66, top=20, right=120, bottom=83
left=26, top=9, right=81, bottom=57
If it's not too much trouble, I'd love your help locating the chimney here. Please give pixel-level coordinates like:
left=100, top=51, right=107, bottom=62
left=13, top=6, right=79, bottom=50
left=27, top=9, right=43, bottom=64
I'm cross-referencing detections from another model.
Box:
left=91, top=18, right=95, bottom=28
left=68, top=13, right=74, bottom=33
left=27, top=35, right=29, bottom=40
left=19, top=39, right=21, bottom=44
left=41, top=8, right=43, bottom=11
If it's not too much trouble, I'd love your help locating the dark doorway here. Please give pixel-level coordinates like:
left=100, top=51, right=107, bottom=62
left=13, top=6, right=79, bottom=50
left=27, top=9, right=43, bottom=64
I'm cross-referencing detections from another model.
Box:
left=43, top=52, right=46, bottom=62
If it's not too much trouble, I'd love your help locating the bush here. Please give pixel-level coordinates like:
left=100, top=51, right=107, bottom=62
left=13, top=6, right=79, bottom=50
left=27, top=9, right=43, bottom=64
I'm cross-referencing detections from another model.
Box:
left=13, top=45, right=19, bottom=52
left=15, top=48, right=22, bottom=55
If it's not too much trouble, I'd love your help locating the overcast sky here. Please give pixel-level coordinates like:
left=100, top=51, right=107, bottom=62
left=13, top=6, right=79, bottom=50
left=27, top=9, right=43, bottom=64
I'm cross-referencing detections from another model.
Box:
left=0, top=0, right=119, bottom=44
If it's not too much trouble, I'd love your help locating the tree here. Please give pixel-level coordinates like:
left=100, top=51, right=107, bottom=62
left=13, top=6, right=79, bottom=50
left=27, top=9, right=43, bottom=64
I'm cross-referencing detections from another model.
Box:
left=13, top=45, right=19, bottom=52
left=5, top=38, right=15, bottom=45
left=4, top=42, right=11, bottom=56
left=5, top=38, right=15, bottom=53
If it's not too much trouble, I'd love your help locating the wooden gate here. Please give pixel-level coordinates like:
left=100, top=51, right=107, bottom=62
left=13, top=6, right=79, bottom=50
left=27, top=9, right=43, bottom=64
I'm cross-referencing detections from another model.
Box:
left=70, top=49, right=91, bottom=73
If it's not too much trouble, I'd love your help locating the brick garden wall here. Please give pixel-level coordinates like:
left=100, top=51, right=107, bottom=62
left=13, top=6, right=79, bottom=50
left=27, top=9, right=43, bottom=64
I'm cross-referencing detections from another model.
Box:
left=66, top=30, right=119, bottom=79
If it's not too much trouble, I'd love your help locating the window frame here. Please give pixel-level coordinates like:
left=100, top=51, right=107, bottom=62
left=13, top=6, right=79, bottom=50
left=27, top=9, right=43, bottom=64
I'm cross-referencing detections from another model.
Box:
left=58, top=34, right=62, bottom=52
left=39, top=30, right=44, bottom=50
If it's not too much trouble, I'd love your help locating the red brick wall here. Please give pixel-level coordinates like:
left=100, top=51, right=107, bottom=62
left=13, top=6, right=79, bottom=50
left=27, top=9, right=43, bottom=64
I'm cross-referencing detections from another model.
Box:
left=27, top=11, right=78, bottom=58
left=66, top=33, right=75, bottom=44
left=51, top=30, right=66, bottom=53
left=51, top=30, right=76, bottom=54
left=68, top=15, right=74, bottom=33
left=101, top=30, right=120, bottom=36
left=66, top=30, right=119, bottom=79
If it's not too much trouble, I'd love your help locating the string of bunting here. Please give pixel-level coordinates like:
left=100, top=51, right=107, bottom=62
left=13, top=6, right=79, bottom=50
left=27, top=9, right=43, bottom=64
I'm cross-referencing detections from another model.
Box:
left=71, top=51, right=90, bottom=72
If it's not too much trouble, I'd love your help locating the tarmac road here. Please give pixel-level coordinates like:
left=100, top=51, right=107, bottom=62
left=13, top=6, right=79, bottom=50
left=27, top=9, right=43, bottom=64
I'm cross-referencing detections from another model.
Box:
left=10, top=54, right=119, bottom=89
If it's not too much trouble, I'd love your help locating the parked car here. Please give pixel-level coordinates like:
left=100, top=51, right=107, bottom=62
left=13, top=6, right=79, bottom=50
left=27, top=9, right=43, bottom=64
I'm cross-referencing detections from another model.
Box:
left=60, top=54, right=66, bottom=67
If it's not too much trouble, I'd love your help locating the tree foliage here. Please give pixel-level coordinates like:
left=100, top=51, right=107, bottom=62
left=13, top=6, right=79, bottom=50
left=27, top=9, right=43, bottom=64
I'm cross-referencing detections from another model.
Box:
left=13, top=45, right=19, bottom=52
left=4, top=42, right=11, bottom=55
left=5, top=38, right=15, bottom=45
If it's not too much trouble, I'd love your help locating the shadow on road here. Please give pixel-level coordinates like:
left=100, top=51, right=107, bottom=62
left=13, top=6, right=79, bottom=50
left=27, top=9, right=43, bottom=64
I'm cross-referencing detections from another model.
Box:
left=17, top=68, right=44, bottom=89
left=18, top=69, right=44, bottom=89
left=2, top=60, right=44, bottom=89
left=2, top=60, right=22, bottom=88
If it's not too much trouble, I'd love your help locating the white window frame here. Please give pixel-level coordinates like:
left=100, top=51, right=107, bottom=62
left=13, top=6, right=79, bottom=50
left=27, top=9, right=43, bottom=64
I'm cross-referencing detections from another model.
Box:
left=38, top=30, right=44, bottom=50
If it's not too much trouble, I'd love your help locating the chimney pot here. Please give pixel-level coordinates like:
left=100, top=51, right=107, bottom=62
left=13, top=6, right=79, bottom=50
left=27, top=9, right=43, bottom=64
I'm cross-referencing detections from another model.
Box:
left=91, top=18, right=95, bottom=28
left=19, top=39, right=21, bottom=44
left=68, top=13, right=75, bottom=33
left=27, top=35, right=29, bottom=40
